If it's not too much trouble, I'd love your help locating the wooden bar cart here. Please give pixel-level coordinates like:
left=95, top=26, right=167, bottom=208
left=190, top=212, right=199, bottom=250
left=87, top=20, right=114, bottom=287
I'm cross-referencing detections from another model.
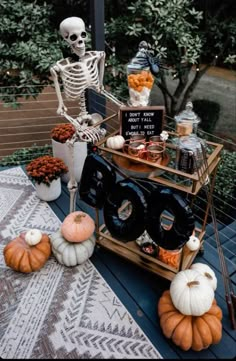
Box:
left=93, top=112, right=223, bottom=281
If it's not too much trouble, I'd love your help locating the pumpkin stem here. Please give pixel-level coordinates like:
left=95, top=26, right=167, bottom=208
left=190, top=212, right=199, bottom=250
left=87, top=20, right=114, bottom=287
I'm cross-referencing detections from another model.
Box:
left=74, top=214, right=86, bottom=223
left=187, top=281, right=200, bottom=287
left=204, top=272, right=213, bottom=280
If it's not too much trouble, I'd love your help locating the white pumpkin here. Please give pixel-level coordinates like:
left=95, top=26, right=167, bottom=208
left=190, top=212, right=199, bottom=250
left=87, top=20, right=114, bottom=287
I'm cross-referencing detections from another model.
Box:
left=50, top=229, right=96, bottom=267
left=170, top=269, right=214, bottom=316
left=25, top=229, right=42, bottom=246
left=186, top=235, right=200, bottom=251
left=190, top=262, right=217, bottom=291
left=106, top=135, right=125, bottom=150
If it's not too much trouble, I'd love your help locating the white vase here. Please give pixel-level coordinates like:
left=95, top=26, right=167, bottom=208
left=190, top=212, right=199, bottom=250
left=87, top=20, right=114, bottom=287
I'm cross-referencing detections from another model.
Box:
left=51, top=139, right=88, bottom=183
left=35, top=178, right=61, bottom=201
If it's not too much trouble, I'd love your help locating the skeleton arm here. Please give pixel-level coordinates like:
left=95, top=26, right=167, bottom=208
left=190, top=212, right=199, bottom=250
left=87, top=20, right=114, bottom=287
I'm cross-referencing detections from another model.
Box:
left=97, top=51, right=106, bottom=92
left=50, top=65, right=68, bottom=115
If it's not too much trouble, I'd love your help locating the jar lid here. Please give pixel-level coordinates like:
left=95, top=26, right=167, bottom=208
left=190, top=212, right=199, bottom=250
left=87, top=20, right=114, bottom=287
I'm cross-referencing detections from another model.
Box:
left=174, top=101, right=200, bottom=124
left=127, top=41, right=150, bottom=72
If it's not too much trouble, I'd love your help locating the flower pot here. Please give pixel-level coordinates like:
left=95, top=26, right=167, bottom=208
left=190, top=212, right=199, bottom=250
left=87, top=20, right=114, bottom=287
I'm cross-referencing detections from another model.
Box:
left=51, top=139, right=87, bottom=183
left=35, top=178, right=61, bottom=201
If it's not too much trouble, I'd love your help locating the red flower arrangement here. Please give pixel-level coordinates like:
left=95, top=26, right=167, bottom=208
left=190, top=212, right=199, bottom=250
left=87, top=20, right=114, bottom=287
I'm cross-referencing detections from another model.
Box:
left=26, top=155, right=68, bottom=186
left=51, top=123, right=76, bottom=143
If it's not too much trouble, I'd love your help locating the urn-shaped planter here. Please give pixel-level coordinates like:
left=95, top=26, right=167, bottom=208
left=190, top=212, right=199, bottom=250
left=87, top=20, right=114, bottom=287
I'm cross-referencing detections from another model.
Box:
left=35, top=178, right=61, bottom=201
left=52, top=139, right=87, bottom=183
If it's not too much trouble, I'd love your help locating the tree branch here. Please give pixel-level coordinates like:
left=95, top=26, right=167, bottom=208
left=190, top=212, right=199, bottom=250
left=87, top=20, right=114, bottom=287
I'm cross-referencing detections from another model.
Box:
left=155, top=78, right=173, bottom=100
left=180, top=64, right=210, bottom=111
left=155, top=76, right=174, bottom=114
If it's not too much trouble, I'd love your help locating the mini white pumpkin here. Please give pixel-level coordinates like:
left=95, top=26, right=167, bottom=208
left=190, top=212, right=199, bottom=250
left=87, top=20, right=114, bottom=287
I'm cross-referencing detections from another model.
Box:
left=170, top=269, right=214, bottom=316
left=106, top=135, right=125, bottom=150
left=25, top=229, right=42, bottom=246
left=50, top=229, right=96, bottom=267
left=186, top=235, right=200, bottom=251
left=190, top=262, right=217, bottom=291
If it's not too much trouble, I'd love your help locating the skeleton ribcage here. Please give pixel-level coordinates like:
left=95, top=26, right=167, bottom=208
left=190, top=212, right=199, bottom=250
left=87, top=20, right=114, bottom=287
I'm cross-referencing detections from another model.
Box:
left=57, top=57, right=100, bottom=100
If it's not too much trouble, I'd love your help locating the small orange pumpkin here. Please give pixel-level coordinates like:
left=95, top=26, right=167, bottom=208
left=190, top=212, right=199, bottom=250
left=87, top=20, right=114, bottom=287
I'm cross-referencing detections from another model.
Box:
left=157, top=290, right=222, bottom=351
left=3, top=232, right=51, bottom=273
left=61, top=211, right=95, bottom=243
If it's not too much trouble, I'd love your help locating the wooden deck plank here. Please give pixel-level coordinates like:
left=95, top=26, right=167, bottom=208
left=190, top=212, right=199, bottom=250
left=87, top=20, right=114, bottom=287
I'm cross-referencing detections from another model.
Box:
left=202, top=241, right=235, bottom=278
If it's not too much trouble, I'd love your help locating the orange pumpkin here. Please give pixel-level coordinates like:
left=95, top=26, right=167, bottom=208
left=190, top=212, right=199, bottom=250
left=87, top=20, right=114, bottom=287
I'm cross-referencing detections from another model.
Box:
left=3, top=232, right=51, bottom=273
left=61, top=211, right=95, bottom=243
left=157, top=290, right=222, bottom=351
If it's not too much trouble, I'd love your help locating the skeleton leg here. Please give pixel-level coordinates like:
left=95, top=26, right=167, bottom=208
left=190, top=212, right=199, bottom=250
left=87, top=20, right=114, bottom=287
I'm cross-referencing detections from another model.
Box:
left=66, top=136, right=78, bottom=213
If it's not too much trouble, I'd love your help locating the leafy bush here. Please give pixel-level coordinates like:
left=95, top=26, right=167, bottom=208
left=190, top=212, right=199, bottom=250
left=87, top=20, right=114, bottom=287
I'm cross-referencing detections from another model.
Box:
left=104, top=0, right=236, bottom=116
left=194, top=149, right=236, bottom=225
left=193, top=99, right=220, bottom=134
left=0, top=145, right=52, bottom=167
left=0, top=0, right=65, bottom=107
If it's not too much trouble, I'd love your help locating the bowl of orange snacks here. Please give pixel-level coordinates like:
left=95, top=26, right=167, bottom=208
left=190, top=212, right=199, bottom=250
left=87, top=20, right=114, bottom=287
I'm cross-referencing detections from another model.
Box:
left=127, top=68, right=154, bottom=107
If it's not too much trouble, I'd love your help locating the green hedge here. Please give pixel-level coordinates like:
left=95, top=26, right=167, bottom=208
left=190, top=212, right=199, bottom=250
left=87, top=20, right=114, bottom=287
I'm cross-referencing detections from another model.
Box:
left=193, top=149, right=236, bottom=225
left=0, top=144, right=52, bottom=167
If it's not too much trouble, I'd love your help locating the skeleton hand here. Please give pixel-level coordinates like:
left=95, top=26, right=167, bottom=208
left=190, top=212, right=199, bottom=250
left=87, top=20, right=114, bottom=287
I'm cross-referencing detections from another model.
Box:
left=98, top=84, right=104, bottom=93
left=57, top=104, right=68, bottom=115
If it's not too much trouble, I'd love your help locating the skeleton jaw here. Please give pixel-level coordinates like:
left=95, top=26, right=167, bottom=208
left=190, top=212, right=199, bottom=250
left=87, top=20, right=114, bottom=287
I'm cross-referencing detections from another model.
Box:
left=72, top=45, right=85, bottom=58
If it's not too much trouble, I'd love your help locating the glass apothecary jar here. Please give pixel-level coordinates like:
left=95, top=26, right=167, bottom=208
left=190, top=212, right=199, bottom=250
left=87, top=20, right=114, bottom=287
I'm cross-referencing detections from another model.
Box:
left=174, top=101, right=200, bottom=136
left=176, top=135, right=206, bottom=174
left=127, top=42, right=155, bottom=107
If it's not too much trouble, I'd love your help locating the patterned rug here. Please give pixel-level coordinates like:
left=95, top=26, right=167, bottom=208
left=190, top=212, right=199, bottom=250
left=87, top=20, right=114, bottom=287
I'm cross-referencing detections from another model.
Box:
left=0, top=167, right=162, bottom=359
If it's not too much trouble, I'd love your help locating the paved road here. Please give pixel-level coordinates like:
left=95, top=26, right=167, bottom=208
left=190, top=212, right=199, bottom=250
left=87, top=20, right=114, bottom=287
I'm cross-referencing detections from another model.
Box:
left=150, top=66, right=236, bottom=143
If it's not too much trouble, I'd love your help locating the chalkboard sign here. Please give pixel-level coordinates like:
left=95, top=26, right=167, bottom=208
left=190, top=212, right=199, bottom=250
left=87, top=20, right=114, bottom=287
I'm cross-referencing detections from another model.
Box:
left=119, top=106, right=165, bottom=139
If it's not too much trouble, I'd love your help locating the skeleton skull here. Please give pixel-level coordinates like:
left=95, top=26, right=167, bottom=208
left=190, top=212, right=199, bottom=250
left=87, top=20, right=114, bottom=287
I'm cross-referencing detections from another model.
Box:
left=60, top=17, right=87, bottom=57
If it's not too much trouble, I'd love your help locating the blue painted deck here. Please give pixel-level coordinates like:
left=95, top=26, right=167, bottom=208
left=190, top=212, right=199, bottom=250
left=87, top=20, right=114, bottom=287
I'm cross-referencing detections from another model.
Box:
left=48, top=180, right=236, bottom=360
left=1, top=164, right=235, bottom=359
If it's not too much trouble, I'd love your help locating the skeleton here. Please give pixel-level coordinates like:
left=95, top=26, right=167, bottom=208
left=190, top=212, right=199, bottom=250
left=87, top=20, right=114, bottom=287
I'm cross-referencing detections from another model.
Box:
left=50, top=17, right=123, bottom=213
left=50, top=17, right=106, bottom=140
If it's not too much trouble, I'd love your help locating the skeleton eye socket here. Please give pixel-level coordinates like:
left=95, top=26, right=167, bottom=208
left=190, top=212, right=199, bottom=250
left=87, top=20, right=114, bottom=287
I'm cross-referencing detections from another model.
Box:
left=81, top=31, right=87, bottom=38
left=70, top=34, right=77, bottom=42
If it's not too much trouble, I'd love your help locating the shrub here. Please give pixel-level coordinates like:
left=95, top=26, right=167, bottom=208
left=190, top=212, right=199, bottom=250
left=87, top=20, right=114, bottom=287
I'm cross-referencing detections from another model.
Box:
left=0, top=145, right=52, bottom=167
left=193, top=149, right=236, bottom=225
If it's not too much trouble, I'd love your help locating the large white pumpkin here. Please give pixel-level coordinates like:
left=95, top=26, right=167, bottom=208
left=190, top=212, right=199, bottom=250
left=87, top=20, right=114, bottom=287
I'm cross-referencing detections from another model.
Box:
left=190, top=262, right=217, bottom=291
left=50, top=229, right=96, bottom=267
left=170, top=269, right=214, bottom=316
